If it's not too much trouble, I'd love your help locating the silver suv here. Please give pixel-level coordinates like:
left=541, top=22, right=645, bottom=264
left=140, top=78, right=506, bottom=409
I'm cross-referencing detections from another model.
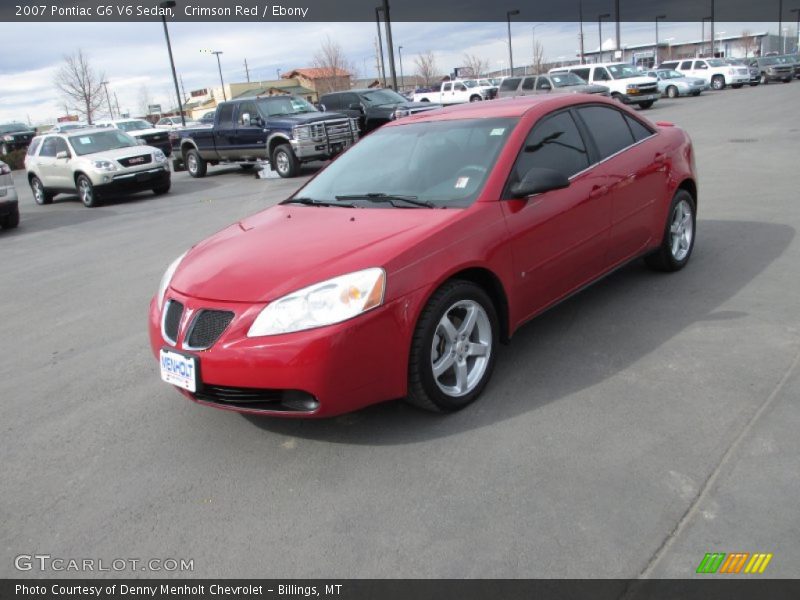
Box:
left=24, top=128, right=171, bottom=208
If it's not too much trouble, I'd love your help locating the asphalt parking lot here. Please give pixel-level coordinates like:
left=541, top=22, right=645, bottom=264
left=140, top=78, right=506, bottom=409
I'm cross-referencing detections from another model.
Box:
left=2, top=83, right=799, bottom=579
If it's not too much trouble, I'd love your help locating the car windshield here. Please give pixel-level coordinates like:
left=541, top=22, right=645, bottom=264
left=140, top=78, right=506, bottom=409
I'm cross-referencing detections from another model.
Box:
left=707, top=59, right=727, bottom=67
left=293, top=118, right=517, bottom=209
left=68, top=130, right=138, bottom=155
left=776, top=56, right=795, bottom=64
left=551, top=73, right=587, bottom=87
left=258, top=96, right=318, bottom=116
left=759, top=57, right=778, bottom=65
left=360, top=89, right=407, bottom=106
left=0, top=122, right=29, bottom=133
left=606, top=64, right=642, bottom=79
left=114, top=120, right=152, bottom=132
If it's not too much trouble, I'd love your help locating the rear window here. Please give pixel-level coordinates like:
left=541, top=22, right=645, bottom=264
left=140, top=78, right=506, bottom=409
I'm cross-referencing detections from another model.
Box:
left=500, top=78, right=521, bottom=91
left=624, top=114, right=655, bottom=143
left=27, top=137, right=42, bottom=156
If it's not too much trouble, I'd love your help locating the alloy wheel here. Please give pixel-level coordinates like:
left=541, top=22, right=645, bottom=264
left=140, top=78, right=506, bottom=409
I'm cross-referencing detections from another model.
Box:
left=669, top=199, right=694, bottom=261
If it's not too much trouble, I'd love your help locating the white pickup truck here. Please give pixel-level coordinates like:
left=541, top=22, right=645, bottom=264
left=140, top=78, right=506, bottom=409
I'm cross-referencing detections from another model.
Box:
left=549, top=63, right=660, bottom=108
left=413, top=80, right=497, bottom=105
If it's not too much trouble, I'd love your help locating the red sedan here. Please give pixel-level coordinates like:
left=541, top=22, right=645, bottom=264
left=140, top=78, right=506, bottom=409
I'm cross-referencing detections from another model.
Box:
left=149, top=94, right=697, bottom=417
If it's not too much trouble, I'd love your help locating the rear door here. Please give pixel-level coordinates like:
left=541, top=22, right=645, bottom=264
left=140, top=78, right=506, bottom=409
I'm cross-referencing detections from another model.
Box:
left=212, top=103, right=237, bottom=160
left=574, top=105, right=664, bottom=264
left=501, top=109, right=611, bottom=318
left=534, top=76, right=553, bottom=94
left=34, top=136, right=59, bottom=187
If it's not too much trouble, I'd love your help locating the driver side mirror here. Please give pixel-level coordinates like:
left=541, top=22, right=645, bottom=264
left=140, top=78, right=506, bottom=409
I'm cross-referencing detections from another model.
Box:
left=509, top=167, right=570, bottom=198
left=55, top=150, right=70, bottom=160
left=347, top=103, right=364, bottom=112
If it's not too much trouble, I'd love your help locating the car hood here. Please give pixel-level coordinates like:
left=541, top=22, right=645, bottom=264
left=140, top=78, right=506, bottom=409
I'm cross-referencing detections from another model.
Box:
left=128, top=127, right=167, bottom=137
left=74, top=145, right=158, bottom=160
left=268, top=111, right=349, bottom=126
left=556, top=84, right=609, bottom=94
left=170, top=204, right=461, bottom=303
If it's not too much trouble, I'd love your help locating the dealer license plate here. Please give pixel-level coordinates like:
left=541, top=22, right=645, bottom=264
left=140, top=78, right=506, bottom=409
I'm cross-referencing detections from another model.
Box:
left=160, top=349, right=197, bottom=392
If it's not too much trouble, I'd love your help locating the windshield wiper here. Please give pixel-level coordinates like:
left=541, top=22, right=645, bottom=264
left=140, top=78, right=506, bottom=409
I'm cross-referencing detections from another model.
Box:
left=335, top=193, right=435, bottom=208
left=282, top=197, right=355, bottom=208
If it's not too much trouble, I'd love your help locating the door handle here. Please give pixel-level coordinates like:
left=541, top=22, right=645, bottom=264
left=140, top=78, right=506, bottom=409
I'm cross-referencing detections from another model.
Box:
left=589, top=185, right=608, bottom=199
left=654, top=152, right=666, bottom=164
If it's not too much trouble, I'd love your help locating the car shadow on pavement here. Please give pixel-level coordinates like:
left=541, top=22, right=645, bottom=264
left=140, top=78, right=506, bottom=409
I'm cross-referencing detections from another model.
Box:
left=242, top=219, right=794, bottom=445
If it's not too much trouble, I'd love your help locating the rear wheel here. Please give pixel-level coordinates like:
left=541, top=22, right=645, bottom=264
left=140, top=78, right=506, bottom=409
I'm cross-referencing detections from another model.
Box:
left=272, top=144, right=300, bottom=178
left=611, top=92, right=625, bottom=103
left=666, top=86, right=679, bottom=98
left=29, top=175, right=53, bottom=205
left=185, top=148, right=207, bottom=178
left=645, top=189, right=696, bottom=272
left=1, top=208, right=19, bottom=229
left=711, top=75, right=725, bottom=90
left=77, top=174, right=99, bottom=207
left=406, top=280, right=499, bottom=413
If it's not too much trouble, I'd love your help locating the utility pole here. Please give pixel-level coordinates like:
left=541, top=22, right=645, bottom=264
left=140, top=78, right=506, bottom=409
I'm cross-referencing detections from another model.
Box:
left=179, top=75, right=187, bottom=107
left=382, top=0, right=398, bottom=90
left=375, top=6, right=387, bottom=87
left=614, top=0, right=621, bottom=58
left=579, top=0, right=585, bottom=63
left=244, top=58, right=250, bottom=82
left=101, top=80, right=114, bottom=119
left=710, top=0, right=715, bottom=58
left=374, top=37, right=384, bottom=84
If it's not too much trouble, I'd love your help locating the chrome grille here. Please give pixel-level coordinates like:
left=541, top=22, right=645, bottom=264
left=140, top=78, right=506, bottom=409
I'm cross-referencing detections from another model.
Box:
left=324, top=119, right=352, bottom=139
left=162, top=300, right=183, bottom=345
left=118, top=154, right=152, bottom=167
left=185, top=310, right=234, bottom=350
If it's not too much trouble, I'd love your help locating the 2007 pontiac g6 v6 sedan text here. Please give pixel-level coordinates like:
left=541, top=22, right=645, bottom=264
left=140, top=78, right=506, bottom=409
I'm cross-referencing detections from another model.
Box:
left=148, top=94, right=697, bottom=417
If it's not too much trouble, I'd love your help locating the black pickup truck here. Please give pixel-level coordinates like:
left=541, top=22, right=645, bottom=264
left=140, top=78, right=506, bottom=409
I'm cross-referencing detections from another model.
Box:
left=1, top=122, right=36, bottom=155
left=170, top=95, right=358, bottom=178
left=318, top=88, right=440, bottom=134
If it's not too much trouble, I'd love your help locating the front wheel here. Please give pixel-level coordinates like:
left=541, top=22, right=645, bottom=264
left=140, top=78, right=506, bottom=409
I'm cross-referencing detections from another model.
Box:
left=666, top=86, right=679, bottom=98
left=711, top=75, right=725, bottom=90
left=185, top=149, right=207, bottom=178
left=77, top=175, right=100, bottom=207
left=406, top=281, right=499, bottom=413
left=152, top=183, right=171, bottom=195
left=645, top=189, right=696, bottom=272
left=469, top=95, right=482, bottom=102
left=638, top=100, right=654, bottom=109
left=272, top=144, right=300, bottom=178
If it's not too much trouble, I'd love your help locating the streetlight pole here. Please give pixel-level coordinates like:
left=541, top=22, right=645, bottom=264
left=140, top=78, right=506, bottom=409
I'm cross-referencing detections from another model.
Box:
left=507, top=9, right=520, bottom=76
left=381, top=0, right=398, bottom=91
left=213, top=51, right=226, bottom=100
left=375, top=7, right=387, bottom=87
left=792, top=9, right=800, bottom=54
left=778, top=0, right=783, bottom=55
left=655, top=15, right=666, bottom=66
left=578, top=0, right=585, bottom=63
left=598, top=13, right=610, bottom=63
left=398, top=45, right=405, bottom=92
left=101, top=80, right=114, bottom=119
left=715, top=31, right=726, bottom=57
left=159, top=0, right=184, bottom=126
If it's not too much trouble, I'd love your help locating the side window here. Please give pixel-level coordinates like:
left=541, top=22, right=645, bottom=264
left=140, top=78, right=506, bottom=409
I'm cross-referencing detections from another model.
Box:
left=343, top=93, right=360, bottom=107
left=572, top=68, right=591, bottom=81
left=217, top=104, right=235, bottom=128
left=27, top=138, right=42, bottom=156
left=623, top=114, right=655, bottom=143
left=535, top=77, right=552, bottom=90
left=500, top=77, right=521, bottom=91
left=39, top=137, right=58, bottom=157
left=508, top=111, right=589, bottom=190
left=238, top=101, right=257, bottom=125
left=593, top=68, right=611, bottom=82
left=694, top=61, right=708, bottom=69
left=322, top=95, right=340, bottom=110
left=575, top=106, right=636, bottom=160
left=680, top=60, right=693, bottom=70
left=521, top=77, right=535, bottom=90
left=443, top=83, right=452, bottom=92
left=53, top=137, right=70, bottom=156
left=456, top=83, right=467, bottom=92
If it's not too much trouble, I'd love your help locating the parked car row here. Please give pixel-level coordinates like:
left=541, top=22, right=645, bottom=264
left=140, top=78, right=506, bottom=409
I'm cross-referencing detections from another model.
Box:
left=0, top=159, right=19, bottom=229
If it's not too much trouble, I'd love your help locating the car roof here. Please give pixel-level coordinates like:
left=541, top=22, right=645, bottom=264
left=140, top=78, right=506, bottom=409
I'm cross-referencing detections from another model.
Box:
left=386, top=94, right=613, bottom=126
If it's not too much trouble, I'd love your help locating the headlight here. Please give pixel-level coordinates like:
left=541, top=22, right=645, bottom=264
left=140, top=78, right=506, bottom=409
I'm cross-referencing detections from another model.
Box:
left=248, top=268, right=386, bottom=337
left=393, top=108, right=410, bottom=119
left=91, top=159, right=118, bottom=172
left=2, top=135, right=13, bottom=142
left=292, top=124, right=310, bottom=140
left=157, top=251, right=187, bottom=311
left=153, top=150, right=167, bottom=163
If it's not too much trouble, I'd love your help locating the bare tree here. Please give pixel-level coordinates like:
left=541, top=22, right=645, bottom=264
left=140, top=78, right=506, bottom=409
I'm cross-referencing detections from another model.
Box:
left=137, top=84, right=152, bottom=117
left=738, top=29, right=758, bottom=58
left=532, top=41, right=546, bottom=74
left=414, top=50, right=439, bottom=87
left=312, top=36, right=354, bottom=94
left=54, top=49, right=105, bottom=124
left=461, top=53, right=490, bottom=78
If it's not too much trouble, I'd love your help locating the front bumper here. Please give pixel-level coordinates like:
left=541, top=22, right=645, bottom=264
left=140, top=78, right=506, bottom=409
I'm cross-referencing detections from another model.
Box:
left=0, top=194, right=19, bottom=217
left=148, top=287, right=412, bottom=418
left=623, top=93, right=660, bottom=104
left=93, top=166, right=170, bottom=194
left=290, top=134, right=357, bottom=162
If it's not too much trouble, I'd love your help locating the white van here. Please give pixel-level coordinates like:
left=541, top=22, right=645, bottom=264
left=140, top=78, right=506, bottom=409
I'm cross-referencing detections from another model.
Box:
left=548, top=63, right=660, bottom=108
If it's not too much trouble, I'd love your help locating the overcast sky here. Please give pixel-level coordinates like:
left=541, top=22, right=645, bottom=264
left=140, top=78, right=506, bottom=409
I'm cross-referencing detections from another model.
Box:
left=0, top=20, right=786, bottom=124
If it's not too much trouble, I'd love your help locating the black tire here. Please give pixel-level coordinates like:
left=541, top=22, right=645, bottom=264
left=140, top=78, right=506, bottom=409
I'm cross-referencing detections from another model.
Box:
left=731, top=83, right=743, bottom=89
left=419, top=98, right=430, bottom=102
left=749, top=82, right=759, bottom=87
left=469, top=95, right=482, bottom=102
left=645, top=189, right=696, bottom=272
left=692, top=90, right=702, bottom=96
left=152, top=183, right=171, bottom=195
left=711, top=75, right=725, bottom=90
left=611, top=92, right=625, bottom=103
left=272, top=144, right=300, bottom=178
left=638, top=100, right=655, bottom=109
left=1, top=209, right=19, bottom=229
left=29, top=175, right=53, bottom=205
left=185, top=148, right=207, bottom=178
left=666, top=85, right=679, bottom=98
left=76, top=174, right=100, bottom=207
left=406, top=280, right=499, bottom=413
left=760, top=73, right=768, bottom=85
left=782, top=78, right=791, bottom=83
